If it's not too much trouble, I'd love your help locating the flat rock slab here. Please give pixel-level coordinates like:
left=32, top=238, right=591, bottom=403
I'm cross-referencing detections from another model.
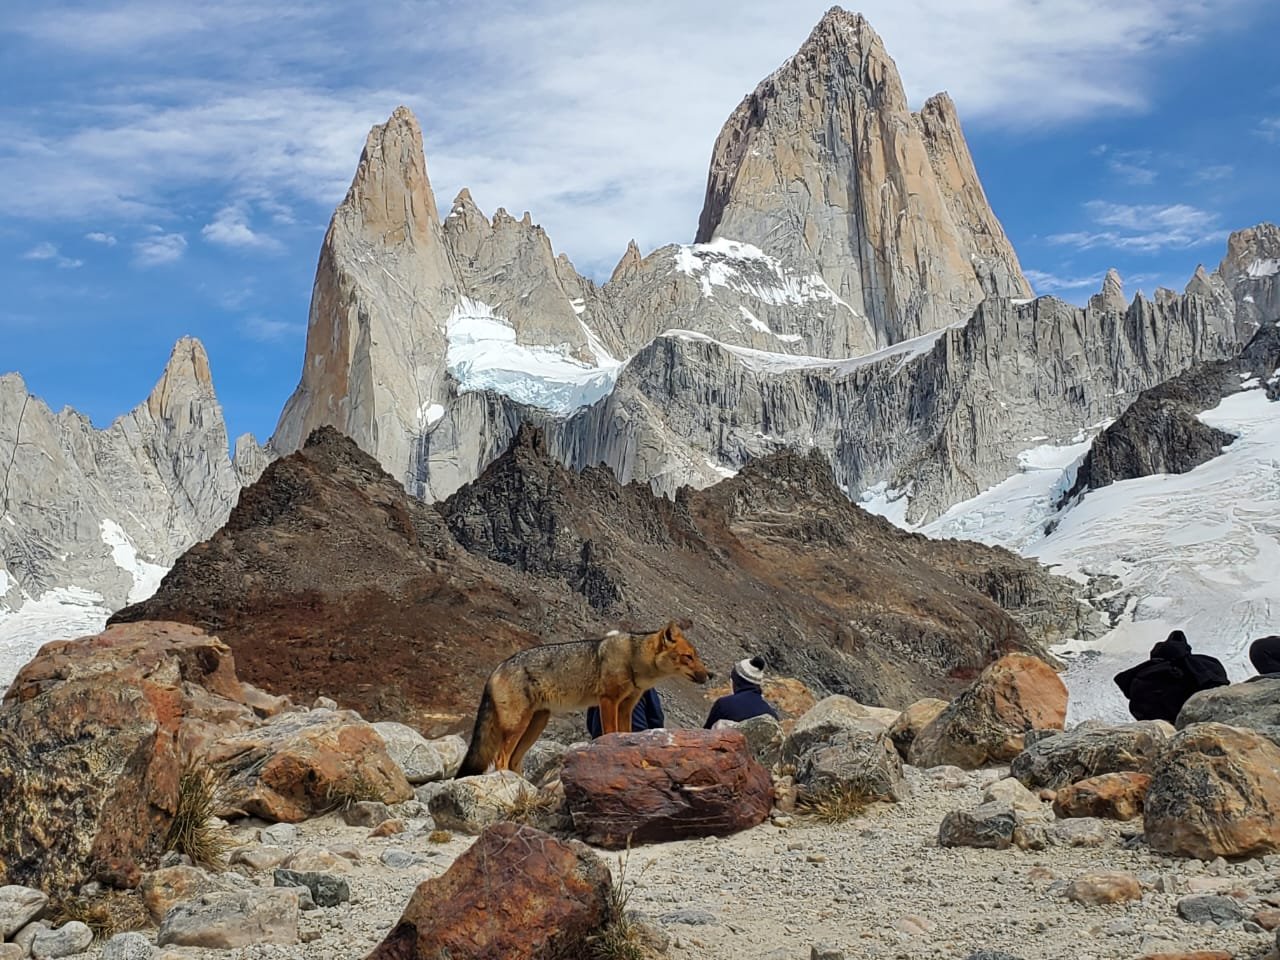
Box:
left=560, top=728, right=772, bottom=848
left=156, top=889, right=299, bottom=949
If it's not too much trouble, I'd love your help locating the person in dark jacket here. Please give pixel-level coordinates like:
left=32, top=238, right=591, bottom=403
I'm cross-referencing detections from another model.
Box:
left=1248, top=635, right=1280, bottom=678
left=585, top=687, right=665, bottom=738
left=1113, top=630, right=1229, bottom=723
left=704, top=656, right=779, bottom=728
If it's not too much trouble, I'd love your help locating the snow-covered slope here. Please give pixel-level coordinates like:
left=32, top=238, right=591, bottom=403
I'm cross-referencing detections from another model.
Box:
left=888, top=381, right=1280, bottom=722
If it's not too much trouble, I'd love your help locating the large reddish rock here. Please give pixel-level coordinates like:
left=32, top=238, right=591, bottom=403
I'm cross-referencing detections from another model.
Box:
left=0, top=622, right=268, bottom=894
left=560, top=729, right=773, bottom=848
left=364, top=823, right=610, bottom=960
left=1145, top=723, right=1280, bottom=859
left=908, top=654, right=1067, bottom=769
left=1053, top=772, right=1151, bottom=821
left=210, top=709, right=412, bottom=823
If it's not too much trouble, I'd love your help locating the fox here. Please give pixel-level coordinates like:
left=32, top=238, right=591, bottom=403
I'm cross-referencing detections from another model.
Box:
left=456, top=621, right=711, bottom=778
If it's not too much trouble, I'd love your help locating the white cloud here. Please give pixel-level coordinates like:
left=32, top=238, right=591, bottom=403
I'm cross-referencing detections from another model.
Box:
left=201, top=204, right=281, bottom=251
left=1258, top=117, right=1280, bottom=142
left=21, top=241, right=83, bottom=269
left=238, top=316, right=303, bottom=342
left=85, top=231, right=118, bottom=245
left=0, top=0, right=1268, bottom=279
left=1024, top=269, right=1105, bottom=293
left=132, top=231, right=187, bottom=267
left=1098, top=148, right=1159, bottom=185
left=1049, top=201, right=1227, bottom=253
left=1191, top=164, right=1234, bottom=182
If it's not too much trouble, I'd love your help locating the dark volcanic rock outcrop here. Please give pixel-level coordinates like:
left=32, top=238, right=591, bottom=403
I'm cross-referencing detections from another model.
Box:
left=1064, top=320, right=1280, bottom=501
left=116, top=426, right=1080, bottom=730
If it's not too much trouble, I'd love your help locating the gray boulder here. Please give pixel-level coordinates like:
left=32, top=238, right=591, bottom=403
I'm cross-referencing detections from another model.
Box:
left=0, top=885, right=47, bottom=939
left=101, top=931, right=156, bottom=960
left=31, top=921, right=93, bottom=959
left=794, top=726, right=908, bottom=803
left=273, top=869, right=350, bottom=908
left=1177, top=678, right=1280, bottom=731
left=156, top=890, right=299, bottom=948
left=372, top=721, right=448, bottom=783
left=938, top=802, right=1017, bottom=850
left=1010, top=721, right=1171, bottom=790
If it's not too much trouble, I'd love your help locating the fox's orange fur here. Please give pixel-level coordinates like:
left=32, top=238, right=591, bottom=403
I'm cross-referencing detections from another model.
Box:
left=457, top=621, right=710, bottom=777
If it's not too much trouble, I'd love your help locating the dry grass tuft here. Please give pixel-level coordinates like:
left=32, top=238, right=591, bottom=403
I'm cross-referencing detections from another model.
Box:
left=502, top=788, right=560, bottom=826
left=165, top=756, right=229, bottom=868
left=51, top=891, right=149, bottom=941
left=323, top=771, right=384, bottom=812
left=426, top=828, right=453, bottom=844
left=581, top=845, right=665, bottom=960
left=797, top=782, right=874, bottom=823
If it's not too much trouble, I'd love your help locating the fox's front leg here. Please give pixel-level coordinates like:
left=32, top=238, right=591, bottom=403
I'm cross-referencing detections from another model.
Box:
left=617, top=692, right=641, bottom=733
left=599, top=696, right=620, bottom=734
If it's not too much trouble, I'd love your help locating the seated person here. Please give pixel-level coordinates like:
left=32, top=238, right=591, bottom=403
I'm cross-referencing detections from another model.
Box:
left=704, top=656, right=779, bottom=727
left=1248, top=635, right=1280, bottom=678
left=1113, top=630, right=1229, bottom=723
left=585, top=686, right=664, bottom=738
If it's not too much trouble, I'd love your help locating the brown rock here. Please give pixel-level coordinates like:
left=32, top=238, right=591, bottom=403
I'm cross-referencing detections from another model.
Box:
left=1138, top=954, right=1233, bottom=960
left=1253, top=907, right=1280, bottom=930
left=0, top=622, right=263, bottom=894
left=1064, top=871, right=1143, bottom=905
left=210, top=709, right=412, bottom=823
left=1053, top=772, right=1151, bottom=821
left=141, top=866, right=225, bottom=925
left=560, top=729, right=772, bottom=848
left=908, top=654, right=1067, bottom=769
left=1145, top=723, right=1280, bottom=859
left=369, top=819, right=406, bottom=838
left=888, top=698, right=948, bottom=759
left=364, top=823, right=610, bottom=960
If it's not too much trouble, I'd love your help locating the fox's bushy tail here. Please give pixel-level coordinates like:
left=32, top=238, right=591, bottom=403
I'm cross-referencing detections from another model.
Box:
left=456, top=682, right=501, bottom=777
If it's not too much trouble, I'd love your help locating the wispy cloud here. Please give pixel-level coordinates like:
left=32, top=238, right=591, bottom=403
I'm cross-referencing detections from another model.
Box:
left=201, top=203, right=282, bottom=251
left=1024, top=269, right=1105, bottom=293
left=1049, top=201, right=1227, bottom=253
left=1258, top=117, right=1280, bottom=142
left=0, top=0, right=1268, bottom=278
left=1191, top=164, right=1234, bottom=182
left=85, top=231, right=118, bottom=246
left=21, top=241, right=83, bottom=269
left=132, top=231, right=187, bottom=267
left=1095, top=146, right=1158, bottom=185
left=238, top=315, right=303, bottom=342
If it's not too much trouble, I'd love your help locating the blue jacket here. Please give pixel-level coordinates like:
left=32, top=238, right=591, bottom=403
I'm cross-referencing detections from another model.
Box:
left=586, top=687, right=665, bottom=738
left=703, top=675, right=779, bottom=727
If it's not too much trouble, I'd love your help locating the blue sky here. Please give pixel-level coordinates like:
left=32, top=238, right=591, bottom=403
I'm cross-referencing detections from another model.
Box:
left=2, top=0, right=1278, bottom=446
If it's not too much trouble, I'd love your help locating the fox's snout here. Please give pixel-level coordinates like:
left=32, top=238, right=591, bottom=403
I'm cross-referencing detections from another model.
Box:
left=690, top=668, right=712, bottom=684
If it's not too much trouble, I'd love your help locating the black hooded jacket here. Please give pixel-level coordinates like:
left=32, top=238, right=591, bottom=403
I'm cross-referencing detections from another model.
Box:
left=1113, top=632, right=1229, bottom=723
left=1249, top=635, right=1280, bottom=677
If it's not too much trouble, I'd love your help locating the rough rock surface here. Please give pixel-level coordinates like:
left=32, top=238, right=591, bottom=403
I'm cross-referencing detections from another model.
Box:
left=695, top=10, right=1030, bottom=350
left=156, top=889, right=299, bottom=948
left=1145, top=723, right=1280, bottom=859
left=0, top=622, right=263, bottom=894
left=888, top=698, right=949, bottom=759
left=426, top=772, right=538, bottom=835
left=560, top=729, right=772, bottom=848
left=364, top=823, right=611, bottom=960
left=909, top=654, right=1067, bottom=769
left=794, top=726, right=908, bottom=803
left=0, top=337, right=245, bottom=613
left=1052, top=772, right=1151, bottom=821
left=1177, top=678, right=1280, bottom=730
left=1010, top=721, right=1172, bottom=791
left=371, top=722, right=448, bottom=784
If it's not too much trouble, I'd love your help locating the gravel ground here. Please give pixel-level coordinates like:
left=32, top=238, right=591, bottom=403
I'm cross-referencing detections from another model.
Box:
left=78, top=765, right=1277, bottom=960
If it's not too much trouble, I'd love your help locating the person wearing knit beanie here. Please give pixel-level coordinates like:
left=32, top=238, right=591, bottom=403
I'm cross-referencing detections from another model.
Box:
left=704, top=654, right=778, bottom=727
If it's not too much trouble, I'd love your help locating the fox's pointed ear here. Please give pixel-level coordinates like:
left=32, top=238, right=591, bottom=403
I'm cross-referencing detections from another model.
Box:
left=659, top=622, right=675, bottom=647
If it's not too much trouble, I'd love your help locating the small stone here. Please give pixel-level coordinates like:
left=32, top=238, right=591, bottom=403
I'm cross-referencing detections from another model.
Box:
left=0, top=885, right=49, bottom=939
left=369, top=818, right=406, bottom=838
left=380, top=848, right=424, bottom=869
left=1064, top=871, right=1142, bottom=905
left=806, top=854, right=826, bottom=863
left=811, top=945, right=846, bottom=960
left=101, top=931, right=157, bottom=959
left=938, top=802, right=1016, bottom=850
left=272, top=869, right=351, bottom=908
left=341, top=800, right=392, bottom=827
left=260, top=823, right=298, bottom=845
left=229, top=845, right=289, bottom=872
left=312, top=696, right=338, bottom=710
left=31, top=921, right=94, bottom=959
left=1176, top=894, right=1246, bottom=926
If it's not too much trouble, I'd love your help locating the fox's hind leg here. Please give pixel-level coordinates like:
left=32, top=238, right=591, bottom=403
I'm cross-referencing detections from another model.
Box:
left=494, top=709, right=536, bottom=772
left=508, top=709, right=550, bottom=777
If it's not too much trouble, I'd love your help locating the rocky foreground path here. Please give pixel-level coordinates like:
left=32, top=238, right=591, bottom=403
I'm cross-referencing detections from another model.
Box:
left=58, top=763, right=1273, bottom=960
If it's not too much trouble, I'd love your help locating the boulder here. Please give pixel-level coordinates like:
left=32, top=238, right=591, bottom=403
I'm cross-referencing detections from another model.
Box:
left=30, top=921, right=93, bottom=959
left=210, top=709, right=412, bottom=822
left=273, top=869, right=350, bottom=908
left=0, top=623, right=271, bottom=894
left=364, top=823, right=611, bottom=960
left=888, top=698, right=948, bottom=759
left=371, top=722, right=447, bottom=784
left=560, top=729, right=772, bottom=848
left=229, top=846, right=288, bottom=872
left=140, top=865, right=225, bottom=924
left=519, top=739, right=570, bottom=788
left=101, top=931, right=156, bottom=960
left=156, top=889, right=299, bottom=948
left=0, top=885, right=47, bottom=939
left=427, top=772, right=538, bottom=834
left=1010, top=721, right=1171, bottom=790
left=1052, top=772, right=1150, bottom=821
left=341, top=801, right=393, bottom=828
left=717, top=714, right=784, bottom=771
left=982, top=777, right=1048, bottom=816
left=938, top=803, right=1017, bottom=850
left=429, top=734, right=468, bottom=779
left=783, top=696, right=899, bottom=763
left=1177, top=678, right=1280, bottom=730
left=1145, top=723, right=1280, bottom=859
left=1176, top=894, right=1246, bottom=926
left=1064, top=871, right=1142, bottom=905
left=794, top=727, right=908, bottom=803
left=909, top=654, right=1067, bottom=769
